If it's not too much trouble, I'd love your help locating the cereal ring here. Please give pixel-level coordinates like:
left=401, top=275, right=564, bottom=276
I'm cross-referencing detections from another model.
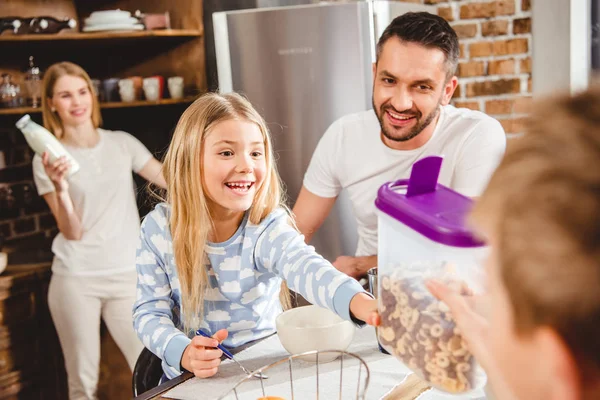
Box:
left=456, top=362, right=471, bottom=372
left=395, top=339, right=406, bottom=355
left=381, top=276, right=391, bottom=291
left=411, top=291, right=425, bottom=300
left=441, top=377, right=464, bottom=393
left=411, top=309, right=420, bottom=325
left=430, top=324, right=443, bottom=338
left=432, top=366, right=448, bottom=379
left=436, top=354, right=450, bottom=368
left=425, top=362, right=438, bottom=374
left=399, top=293, right=409, bottom=306
left=380, top=327, right=396, bottom=342
left=438, top=301, right=450, bottom=313
left=400, top=314, right=410, bottom=328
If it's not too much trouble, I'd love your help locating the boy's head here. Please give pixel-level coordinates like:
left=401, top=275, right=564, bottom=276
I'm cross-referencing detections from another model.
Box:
left=472, top=87, right=600, bottom=399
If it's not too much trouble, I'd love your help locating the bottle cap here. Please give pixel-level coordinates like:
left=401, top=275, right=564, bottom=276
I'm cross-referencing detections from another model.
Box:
left=15, top=114, right=31, bottom=130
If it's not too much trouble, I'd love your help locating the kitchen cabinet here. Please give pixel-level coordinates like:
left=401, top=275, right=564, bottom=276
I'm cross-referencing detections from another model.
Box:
left=0, top=0, right=206, bottom=167
left=0, top=263, right=67, bottom=399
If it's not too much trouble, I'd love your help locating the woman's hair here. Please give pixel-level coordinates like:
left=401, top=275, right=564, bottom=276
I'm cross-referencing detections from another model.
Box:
left=471, top=87, right=600, bottom=383
left=160, top=92, right=291, bottom=332
left=41, top=61, right=102, bottom=138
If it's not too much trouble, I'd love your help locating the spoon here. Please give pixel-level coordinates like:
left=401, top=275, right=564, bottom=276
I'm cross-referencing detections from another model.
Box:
left=195, top=329, right=268, bottom=379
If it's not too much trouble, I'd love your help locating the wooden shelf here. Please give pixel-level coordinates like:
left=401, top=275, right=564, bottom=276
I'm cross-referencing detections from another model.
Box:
left=0, top=29, right=203, bottom=42
left=0, top=97, right=197, bottom=115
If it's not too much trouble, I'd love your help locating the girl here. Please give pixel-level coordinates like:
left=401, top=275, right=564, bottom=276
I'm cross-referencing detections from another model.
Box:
left=133, top=92, right=378, bottom=380
left=427, top=86, right=600, bottom=399
left=33, top=62, right=166, bottom=399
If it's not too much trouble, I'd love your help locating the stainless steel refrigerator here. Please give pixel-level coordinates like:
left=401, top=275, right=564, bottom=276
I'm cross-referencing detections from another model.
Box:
left=213, top=1, right=433, bottom=261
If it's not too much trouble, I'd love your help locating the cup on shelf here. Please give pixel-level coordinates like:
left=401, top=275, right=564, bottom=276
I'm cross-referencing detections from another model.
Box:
left=102, top=78, right=120, bottom=102
left=151, top=75, right=165, bottom=99
left=118, top=79, right=136, bottom=102
left=128, top=76, right=143, bottom=100
left=142, top=77, right=160, bottom=101
left=167, top=76, right=184, bottom=99
left=91, top=79, right=103, bottom=101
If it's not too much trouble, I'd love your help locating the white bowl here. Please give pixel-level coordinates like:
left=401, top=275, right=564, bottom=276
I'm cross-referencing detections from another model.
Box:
left=276, top=305, right=355, bottom=363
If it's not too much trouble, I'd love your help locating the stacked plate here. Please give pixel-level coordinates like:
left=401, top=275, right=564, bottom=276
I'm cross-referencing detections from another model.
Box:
left=83, top=9, right=144, bottom=32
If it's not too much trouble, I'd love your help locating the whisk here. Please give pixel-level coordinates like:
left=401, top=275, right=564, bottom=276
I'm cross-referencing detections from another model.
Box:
left=219, top=349, right=370, bottom=400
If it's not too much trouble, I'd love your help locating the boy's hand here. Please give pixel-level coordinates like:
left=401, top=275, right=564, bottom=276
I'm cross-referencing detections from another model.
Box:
left=349, top=293, right=381, bottom=326
left=426, top=280, right=491, bottom=370
left=181, top=329, right=228, bottom=378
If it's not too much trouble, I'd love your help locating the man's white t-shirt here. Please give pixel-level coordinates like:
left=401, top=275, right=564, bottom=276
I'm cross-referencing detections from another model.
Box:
left=33, top=128, right=153, bottom=277
left=303, top=106, right=506, bottom=257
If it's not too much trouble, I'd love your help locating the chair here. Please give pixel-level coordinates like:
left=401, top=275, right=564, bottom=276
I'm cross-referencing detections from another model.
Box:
left=132, top=347, right=164, bottom=397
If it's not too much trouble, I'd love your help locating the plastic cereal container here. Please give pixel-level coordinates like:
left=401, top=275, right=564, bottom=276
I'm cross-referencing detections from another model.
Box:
left=375, top=156, right=488, bottom=394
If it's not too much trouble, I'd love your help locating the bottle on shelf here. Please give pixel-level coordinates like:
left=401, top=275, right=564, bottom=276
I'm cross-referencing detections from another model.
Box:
left=0, top=17, right=22, bottom=34
left=19, top=17, right=77, bottom=34
left=24, top=56, right=42, bottom=108
left=0, top=74, right=23, bottom=108
left=15, top=114, right=80, bottom=177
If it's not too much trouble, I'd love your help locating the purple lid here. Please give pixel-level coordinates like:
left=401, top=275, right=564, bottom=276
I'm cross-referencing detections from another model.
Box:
left=375, top=156, right=485, bottom=248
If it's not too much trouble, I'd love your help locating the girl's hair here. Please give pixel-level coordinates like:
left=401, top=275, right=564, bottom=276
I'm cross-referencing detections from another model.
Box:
left=471, top=86, right=600, bottom=383
left=160, top=92, right=291, bottom=332
left=41, top=61, right=102, bottom=138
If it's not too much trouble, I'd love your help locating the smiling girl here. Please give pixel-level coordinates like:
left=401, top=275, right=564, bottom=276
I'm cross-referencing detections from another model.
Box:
left=32, top=62, right=166, bottom=399
left=133, top=92, right=378, bottom=380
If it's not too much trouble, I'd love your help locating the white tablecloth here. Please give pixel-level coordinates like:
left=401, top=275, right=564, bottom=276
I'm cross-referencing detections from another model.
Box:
left=163, top=326, right=487, bottom=400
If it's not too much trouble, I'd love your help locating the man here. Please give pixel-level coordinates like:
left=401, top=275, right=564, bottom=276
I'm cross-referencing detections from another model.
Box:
left=293, top=12, right=506, bottom=279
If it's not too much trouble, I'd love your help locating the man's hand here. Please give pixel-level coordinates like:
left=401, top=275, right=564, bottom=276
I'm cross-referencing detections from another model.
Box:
left=181, top=329, right=228, bottom=378
left=333, top=255, right=377, bottom=280
left=349, top=293, right=381, bottom=326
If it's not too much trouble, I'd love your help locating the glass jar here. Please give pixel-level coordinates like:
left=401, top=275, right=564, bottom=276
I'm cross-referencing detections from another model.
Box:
left=24, top=56, right=42, bottom=108
left=0, top=73, right=22, bottom=108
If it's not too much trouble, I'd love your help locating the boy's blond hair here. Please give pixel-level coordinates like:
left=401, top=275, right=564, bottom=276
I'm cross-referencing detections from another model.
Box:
left=471, top=87, right=600, bottom=381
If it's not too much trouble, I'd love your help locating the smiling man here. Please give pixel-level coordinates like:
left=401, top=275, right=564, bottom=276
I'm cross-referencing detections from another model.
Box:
left=293, top=12, right=506, bottom=280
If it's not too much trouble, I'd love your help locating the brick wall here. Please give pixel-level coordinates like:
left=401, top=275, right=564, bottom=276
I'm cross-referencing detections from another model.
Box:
left=400, top=0, right=533, bottom=135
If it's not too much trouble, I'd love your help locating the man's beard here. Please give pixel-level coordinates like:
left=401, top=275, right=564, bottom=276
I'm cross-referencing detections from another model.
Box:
left=373, top=98, right=442, bottom=143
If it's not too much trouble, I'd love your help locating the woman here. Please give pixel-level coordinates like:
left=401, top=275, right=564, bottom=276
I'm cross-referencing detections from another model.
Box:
left=32, top=61, right=166, bottom=400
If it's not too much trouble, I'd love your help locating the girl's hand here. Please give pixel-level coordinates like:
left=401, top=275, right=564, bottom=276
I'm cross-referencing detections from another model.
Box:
left=181, top=329, right=228, bottom=378
left=350, top=293, right=381, bottom=326
left=42, top=152, right=70, bottom=193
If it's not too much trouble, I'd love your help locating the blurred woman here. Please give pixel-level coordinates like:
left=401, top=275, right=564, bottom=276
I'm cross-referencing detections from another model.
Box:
left=32, top=61, right=166, bottom=399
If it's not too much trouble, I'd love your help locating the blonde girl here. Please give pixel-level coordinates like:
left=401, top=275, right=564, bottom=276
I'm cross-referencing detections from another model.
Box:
left=133, top=92, right=378, bottom=380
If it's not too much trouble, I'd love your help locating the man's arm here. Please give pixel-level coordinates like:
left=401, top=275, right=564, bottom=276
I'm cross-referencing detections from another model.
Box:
left=293, top=187, right=377, bottom=279
left=332, top=255, right=377, bottom=280
left=292, top=186, right=337, bottom=244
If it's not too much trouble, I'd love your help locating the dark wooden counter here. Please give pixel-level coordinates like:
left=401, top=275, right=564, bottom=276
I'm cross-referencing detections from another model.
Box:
left=0, top=263, right=133, bottom=399
left=0, top=262, right=67, bottom=399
